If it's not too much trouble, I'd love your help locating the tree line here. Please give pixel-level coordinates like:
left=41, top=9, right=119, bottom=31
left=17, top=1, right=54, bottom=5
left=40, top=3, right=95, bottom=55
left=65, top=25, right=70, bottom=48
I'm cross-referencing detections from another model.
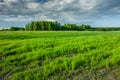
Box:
left=25, top=21, right=91, bottom=31
left=1, top=21, right=120, bottom=31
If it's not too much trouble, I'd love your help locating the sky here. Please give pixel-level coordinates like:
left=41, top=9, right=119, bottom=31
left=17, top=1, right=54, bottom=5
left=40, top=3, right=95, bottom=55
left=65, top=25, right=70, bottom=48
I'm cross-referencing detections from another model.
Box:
left=0, top=0, right=120, bottom=28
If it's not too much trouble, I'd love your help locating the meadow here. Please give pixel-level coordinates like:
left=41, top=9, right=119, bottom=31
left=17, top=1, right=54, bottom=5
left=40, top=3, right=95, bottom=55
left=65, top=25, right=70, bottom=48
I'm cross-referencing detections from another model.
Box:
left=0, top=31, right=120, bottom=80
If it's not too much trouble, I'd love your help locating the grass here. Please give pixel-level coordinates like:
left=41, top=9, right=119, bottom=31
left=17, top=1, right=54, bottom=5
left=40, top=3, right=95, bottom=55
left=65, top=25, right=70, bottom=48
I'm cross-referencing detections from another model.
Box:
left=0, top=31, right=120, bottom=80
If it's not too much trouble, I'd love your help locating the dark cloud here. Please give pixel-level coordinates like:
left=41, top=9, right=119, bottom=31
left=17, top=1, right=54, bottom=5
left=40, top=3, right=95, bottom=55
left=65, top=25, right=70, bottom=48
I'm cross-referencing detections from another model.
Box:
left=0, top=0, right=120, bottom=27
left=36, top=0, right=49, bottom=3
left=95, top=0, right=120, bottom=15
left=0, top=0, right=3, bottom=2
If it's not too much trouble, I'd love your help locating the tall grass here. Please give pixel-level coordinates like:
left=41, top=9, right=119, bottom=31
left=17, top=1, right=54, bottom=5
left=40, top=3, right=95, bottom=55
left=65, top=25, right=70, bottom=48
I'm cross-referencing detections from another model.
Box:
left=0, top=31, right=120, bottom=80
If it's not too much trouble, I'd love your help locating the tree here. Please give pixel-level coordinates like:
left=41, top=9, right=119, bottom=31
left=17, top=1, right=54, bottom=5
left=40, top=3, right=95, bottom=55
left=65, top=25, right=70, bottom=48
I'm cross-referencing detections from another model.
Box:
left=25, top=21, right=92, bottom=31
left=79, top=24, right=91, bottom=30
left=10, top=27, right=25, bottom=31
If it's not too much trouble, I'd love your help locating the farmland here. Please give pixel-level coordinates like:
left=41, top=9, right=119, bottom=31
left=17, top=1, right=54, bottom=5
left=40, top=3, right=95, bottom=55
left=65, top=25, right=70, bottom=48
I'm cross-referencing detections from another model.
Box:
left=0, top=31, right=120, bottom=80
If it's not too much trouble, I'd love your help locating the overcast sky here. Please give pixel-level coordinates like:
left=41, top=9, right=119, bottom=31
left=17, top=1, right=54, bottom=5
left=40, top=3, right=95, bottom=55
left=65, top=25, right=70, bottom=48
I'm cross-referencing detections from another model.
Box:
left=0, top=0, right=120, bottom=28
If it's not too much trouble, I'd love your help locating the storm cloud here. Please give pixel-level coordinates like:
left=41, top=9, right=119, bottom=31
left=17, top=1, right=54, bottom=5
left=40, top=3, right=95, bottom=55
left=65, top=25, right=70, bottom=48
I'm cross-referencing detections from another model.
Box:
left=0, top=0, right=120, bottom=27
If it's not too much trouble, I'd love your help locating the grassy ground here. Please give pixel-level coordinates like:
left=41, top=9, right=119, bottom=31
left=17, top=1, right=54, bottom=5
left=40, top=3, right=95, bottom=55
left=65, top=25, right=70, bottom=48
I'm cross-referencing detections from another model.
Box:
left=0, top=31, right=120, bottom=80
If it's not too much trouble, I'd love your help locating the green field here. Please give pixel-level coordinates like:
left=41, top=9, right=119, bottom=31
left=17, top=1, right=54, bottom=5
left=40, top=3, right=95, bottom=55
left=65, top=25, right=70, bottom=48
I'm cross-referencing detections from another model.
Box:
left=0, top=31, right=120, bottom=80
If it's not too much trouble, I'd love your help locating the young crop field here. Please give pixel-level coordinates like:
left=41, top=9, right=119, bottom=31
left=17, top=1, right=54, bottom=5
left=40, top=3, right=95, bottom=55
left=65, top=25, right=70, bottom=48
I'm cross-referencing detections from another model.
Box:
left=0, top=31, right=120, bottom=80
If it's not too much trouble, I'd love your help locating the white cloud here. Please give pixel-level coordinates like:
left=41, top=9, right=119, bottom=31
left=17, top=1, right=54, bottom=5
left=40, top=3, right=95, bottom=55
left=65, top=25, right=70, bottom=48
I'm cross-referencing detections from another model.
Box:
left=79, top=0, right=97, bottom=10
left=0, top=0, right=120, bottom=26
left=3, top=0, right=18, bottom=3
left=25, top=2, right=40, bottom=9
